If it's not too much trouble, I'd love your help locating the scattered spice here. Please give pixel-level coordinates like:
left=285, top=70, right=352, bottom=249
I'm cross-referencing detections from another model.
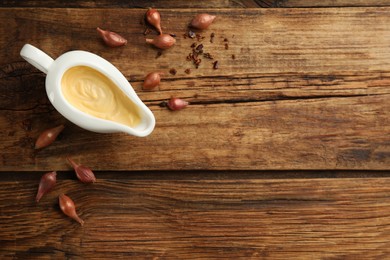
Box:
left=213, top=61, right=219, bottom=69
left=203, top=53, right=214, bottom=59
left=36, top=171, right=57, bottom=203
left=196, top=33, right=204, bottom=42
left=59, top=194, right=84, bottom=226
left=188, top=30, right=196, bottom=39
left=185, top=68, right=191, bottom=74
left=169, top=68, right=177, bottom=75
left=224, top=38, right=228, bottom=42
left=210, top=32, right=215, bottom=43
left=35, top=124, right=65, bottom=150
left=232, top=54, right=236, bottom=60
left=195, top=44, right=204, bottom=52
left=96, top=27, right=127, bottom=48
left=194, top=58, right=202, bottom=69
left=225, top=43, right=229, bottom=50
left=186, top=43, right=209, bottom=68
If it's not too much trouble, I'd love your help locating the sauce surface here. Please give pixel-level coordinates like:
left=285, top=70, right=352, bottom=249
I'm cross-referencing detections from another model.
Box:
left=61, top=66, right=141, bottom=127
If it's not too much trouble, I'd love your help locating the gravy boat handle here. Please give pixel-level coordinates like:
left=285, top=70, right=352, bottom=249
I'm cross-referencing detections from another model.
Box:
left=20, top=44, right=54, bottom=74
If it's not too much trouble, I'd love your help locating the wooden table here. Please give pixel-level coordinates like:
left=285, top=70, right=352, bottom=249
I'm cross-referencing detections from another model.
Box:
left=1, top=1, right=389, bottom=259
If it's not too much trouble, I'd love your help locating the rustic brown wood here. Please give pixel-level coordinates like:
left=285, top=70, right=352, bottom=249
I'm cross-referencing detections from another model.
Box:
left=272, top=0, right=390, bottom=7
left=2, top=0, right=390, bottom=8
left=1, top=173, right=390, bottom=258
left=0, top=3, right=390, bottom=260
left=0, top=0, right=252, bottom=8
left=0, top=8, right=389, bottom=171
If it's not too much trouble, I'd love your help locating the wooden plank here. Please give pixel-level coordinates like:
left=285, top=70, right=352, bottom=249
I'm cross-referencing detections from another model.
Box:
left=0, top=0, right=251, bottom=8
left=272, top=0, right=390, bottom=7
left=1, top=173, right=390, bottom=258
left=0, top=8, right=389, bottom=171
left=2, top=0, right=390, bottom=8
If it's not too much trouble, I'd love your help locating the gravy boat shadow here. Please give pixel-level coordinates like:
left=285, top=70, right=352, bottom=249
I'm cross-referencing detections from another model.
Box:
left=20, top=44, right=155, bottom=137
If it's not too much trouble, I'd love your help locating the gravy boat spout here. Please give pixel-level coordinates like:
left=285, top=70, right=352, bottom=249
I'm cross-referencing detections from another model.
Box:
left=20, top=44, right=155, bottom=137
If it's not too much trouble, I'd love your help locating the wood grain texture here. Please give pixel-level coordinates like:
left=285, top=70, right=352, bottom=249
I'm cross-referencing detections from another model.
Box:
left=2, top=0, right=390, bottom=8
left=1, top=173, right=390, bottom=259
left=0, top=0, right=256, bottom=8
left=0, top=8, right=389, bottom=171
left=273, top=0, right=390, bottom=7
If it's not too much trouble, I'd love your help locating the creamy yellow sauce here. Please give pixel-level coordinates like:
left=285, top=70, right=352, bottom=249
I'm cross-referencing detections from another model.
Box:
left=61, top=66, right=141, bottom=127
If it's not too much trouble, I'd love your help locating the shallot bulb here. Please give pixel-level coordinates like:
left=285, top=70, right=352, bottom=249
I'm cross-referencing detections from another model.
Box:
left=36, top=171, right=57, bottom=202
left=143, top=72, right=164, bottom=90
left=67, top=157, right=96, bottom=184
left=190, top=13, right=216, bottom=30
left=167, top=97, right=189, bottom=111
left=97, top=27, right=127, bottom=47
left=145, top=34, right=176, bottom=49
left=146, top=8, right=162, bottom=34
left=35, top=124, right=64, bottom=149
left=59, top=194, right=84, bottom=226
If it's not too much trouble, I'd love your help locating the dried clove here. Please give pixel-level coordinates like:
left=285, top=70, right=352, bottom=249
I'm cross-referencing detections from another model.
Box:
left=195, top=44, right=204, bottom=52
left=210, top=32, right=215, bottom=43
left=213, top=61, right=219, bottom=69
left=169, top=68, right=177, bottom=75
left=36, top=171, right=57, bottom=202
left=203, top=53, right=214, bottom=59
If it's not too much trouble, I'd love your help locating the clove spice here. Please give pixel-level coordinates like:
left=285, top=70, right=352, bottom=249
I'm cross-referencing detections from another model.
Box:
left=213, top=61, right=219, bottom=69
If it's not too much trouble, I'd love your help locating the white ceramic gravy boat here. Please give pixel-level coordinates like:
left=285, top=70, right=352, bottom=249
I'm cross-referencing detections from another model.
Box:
left=20, top=44, right=155, bottom=137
